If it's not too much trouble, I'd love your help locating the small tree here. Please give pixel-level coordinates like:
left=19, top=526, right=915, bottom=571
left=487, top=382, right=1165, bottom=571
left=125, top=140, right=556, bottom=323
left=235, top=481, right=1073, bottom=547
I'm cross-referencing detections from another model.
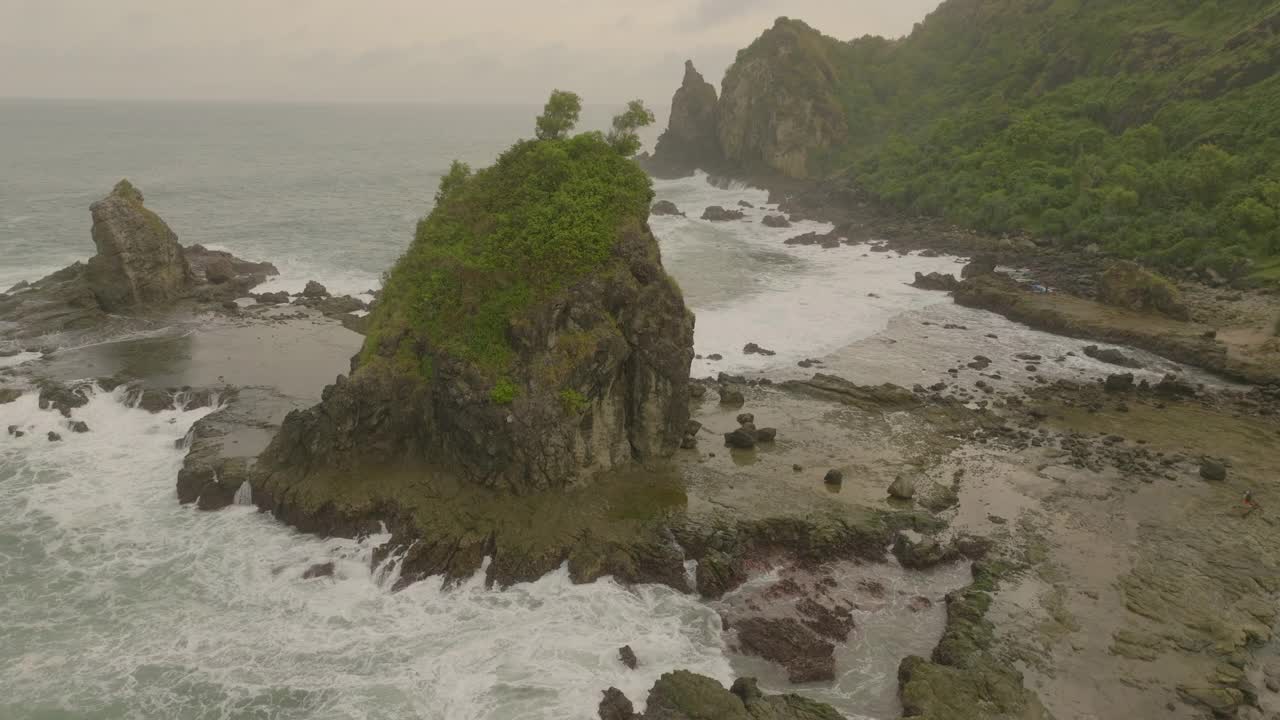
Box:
left=535, top=90, right=582, bottom=141
left=435, top=160, right=472, bottom=205
left=607, top=99, right=656, bottom=156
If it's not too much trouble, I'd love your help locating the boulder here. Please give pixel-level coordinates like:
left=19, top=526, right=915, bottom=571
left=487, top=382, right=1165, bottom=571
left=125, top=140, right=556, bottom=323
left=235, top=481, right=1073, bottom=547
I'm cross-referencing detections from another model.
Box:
left=893, top=534, right=961, bottom=569
left=762, top=215, right=791, bottom=228
left=69, top=420, right=90, bottom=433
left=1099, top=261, right=1190, bottom=320
left=85, top=180, right=194, bottom=310
left=736, top=413, right=755, bottom=425
left=912, top=272, right=960, bottom=292
left=301, top=280, right=328, bottom=298
left=742, top=342, right=775, bottom=356
left=618, top=645, right=638, bottom=670
left=719, top=386, right=746, bottom=406
left=823, top=469, right=843, bottom=485
left=253, top=291, right=291, bottom=305
left=598, top=688, right=637, bottom=720
left=696, top=550, right=747, bottom=599
left=754, top=427, right=777, bottom=443
left=888, top=473, right=916, bottom=500
left=1104, top=373, right=1135, bottom=393
left=1084, top=345, right=1143, bottom=369
left=202, top=255, right=235, bottom=284
left=701, top=206, right=746, bottom=222
left=724, top=428, right=756, bottom=449
left=646, top=61, right=724, bottom=177
left=1199, top=460, right=1227, bottom=481
left=47, top=431, right=62, bottom=442
left=961, top=255, right=997, bottom=279
left=650, top=200, right=684, bottom=217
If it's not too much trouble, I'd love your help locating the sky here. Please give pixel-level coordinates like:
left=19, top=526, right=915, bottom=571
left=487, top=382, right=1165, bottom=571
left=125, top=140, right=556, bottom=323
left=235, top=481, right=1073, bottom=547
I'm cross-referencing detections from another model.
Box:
left=0, top=0, right=942, bottom=104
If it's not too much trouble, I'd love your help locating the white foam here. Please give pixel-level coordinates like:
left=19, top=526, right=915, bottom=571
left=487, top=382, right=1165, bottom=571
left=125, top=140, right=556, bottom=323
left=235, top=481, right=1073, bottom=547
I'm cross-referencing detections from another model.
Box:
left=0, top=389, right=733, bottom=718
left=651, top=173, right=962, bottom=378
left=0, top=351, right=41, bottom=368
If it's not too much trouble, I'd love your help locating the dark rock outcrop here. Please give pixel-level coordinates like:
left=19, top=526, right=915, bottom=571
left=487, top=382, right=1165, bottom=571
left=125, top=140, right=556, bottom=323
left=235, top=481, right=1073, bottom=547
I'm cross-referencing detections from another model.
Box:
left=650, top=200, right=685, bottom=217
left=913, top=272, right=960, bottom=292
left=599, top=671, right=842, bottom=720
left=618, top=645, right=638, bottom=670
left=646, top=61, right=723, bottom=177
left=762, top=215, right=792, bottom=228
left=702, top=206, right=746, bottom=222
left=85, top=180, right=194, bottom=311
left=734, top=616, right=836, bottom=683
left=1084, top=345, right=1142, bottom=369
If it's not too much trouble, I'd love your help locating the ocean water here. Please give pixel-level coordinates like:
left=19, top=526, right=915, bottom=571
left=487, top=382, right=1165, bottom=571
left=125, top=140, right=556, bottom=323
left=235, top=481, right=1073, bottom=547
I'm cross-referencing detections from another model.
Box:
left=0, top=100, right=1117, bottom=720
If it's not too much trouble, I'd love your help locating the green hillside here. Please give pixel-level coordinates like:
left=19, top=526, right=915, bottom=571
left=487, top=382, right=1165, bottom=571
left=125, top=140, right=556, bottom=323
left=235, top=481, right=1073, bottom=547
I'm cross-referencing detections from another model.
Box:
left=760, top=1, right=1280, bottom=279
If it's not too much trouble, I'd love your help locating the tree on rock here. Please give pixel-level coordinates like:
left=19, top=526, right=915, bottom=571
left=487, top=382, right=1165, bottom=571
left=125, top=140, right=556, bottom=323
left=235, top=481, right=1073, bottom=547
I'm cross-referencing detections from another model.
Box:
left=608, top=100, right=656, bottom=157
left=535, top=89, right=582, bottom=140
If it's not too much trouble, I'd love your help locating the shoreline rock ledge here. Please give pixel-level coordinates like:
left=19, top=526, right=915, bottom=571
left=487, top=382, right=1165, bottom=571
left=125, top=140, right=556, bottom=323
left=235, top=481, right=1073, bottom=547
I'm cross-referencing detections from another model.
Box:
left=251, top=130, right=696, bottom=584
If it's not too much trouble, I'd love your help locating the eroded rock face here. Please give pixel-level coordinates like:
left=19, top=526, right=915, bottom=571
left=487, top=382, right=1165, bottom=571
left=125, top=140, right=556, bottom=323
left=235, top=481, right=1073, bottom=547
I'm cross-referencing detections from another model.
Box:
left=86, top=180, right=193, bottom=311
left=717, top=19, right=848, bottom=178
left=255, top=223, right=694, bottom=504
left=648, top=61, right=723, bottom=177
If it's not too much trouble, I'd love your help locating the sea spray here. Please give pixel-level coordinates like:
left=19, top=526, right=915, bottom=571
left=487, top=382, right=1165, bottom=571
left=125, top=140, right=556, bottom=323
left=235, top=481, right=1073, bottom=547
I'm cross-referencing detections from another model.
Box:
left=0, top=390, right=733, bottom=720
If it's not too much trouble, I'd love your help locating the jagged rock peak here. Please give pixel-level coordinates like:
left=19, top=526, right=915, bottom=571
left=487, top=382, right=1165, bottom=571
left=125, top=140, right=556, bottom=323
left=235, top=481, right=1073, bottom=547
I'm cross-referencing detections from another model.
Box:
left=645, top=60, right=723, bottom=178
left=86, top=179, right=193, bottom=311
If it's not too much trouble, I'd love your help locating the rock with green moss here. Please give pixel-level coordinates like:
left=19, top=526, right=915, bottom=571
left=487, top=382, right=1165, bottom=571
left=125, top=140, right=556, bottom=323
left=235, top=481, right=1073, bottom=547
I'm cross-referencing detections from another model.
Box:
left=253, top=132, right=695, bottom=553
left=600, top=671, right=844, bottom=720
left=717, top=18, right=849, bottom=178
left=1098, top=261, right=1190, bottom=320
left=86, top=179, right=194, bottom=310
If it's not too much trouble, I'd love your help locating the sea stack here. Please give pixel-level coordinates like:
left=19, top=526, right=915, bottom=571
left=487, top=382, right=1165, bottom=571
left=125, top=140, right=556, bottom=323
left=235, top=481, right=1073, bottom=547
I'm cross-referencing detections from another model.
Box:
left=646, top=60, right=723, bottom=177
left=86, top=179, right=194, bottom=310
left=253, top=129, right=695, bottom=538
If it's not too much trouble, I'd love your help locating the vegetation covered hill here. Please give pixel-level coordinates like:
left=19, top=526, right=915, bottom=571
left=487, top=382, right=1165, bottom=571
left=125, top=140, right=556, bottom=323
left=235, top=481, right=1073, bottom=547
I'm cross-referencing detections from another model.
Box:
left=729, top=2, right=1280, bottom=280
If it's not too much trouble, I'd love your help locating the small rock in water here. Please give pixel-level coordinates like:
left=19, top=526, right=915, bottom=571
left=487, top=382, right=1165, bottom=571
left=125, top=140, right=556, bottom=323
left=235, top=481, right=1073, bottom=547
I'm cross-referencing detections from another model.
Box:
left=706, top=353, right=723, bottom=361
left=967, top=355, right=992, bottom=370
left=1084, top=344, right=1142, bottom=368
left=724, top=429, right=756, bottom=449
left=688, top=384, right=707, bottom=400
left=823, top=469, right=843, bottom=485
left=792, top=464, right=803, bottom=472
left=736, top=413, right=755, bottom=425
left=762, top=214, right=791, bottom=228
left=908, top=596, right=933, bottom=612
left=737, top=200, right=754, bottom=208
left=598, top=687, right=635, bottom=720
left=755, top=427, right=777, bottom=443
left=650, top=200, right=684, bottom=217
left=888, top=473, right=916, bottom=500
left=8, top=424, right=25, bottom=438
left=1199, top=460, right=1227, bottom=482
left=718, top=386, right=745, bottom=407
left=47, top=431, right=62, bottom=442
left=69, top=420, right=90, bottom=433
left=301, top=561, right=335, bottom=579
left=618, top=645, right=638, bottom=670
left=743, top=342, right=776, bottom=356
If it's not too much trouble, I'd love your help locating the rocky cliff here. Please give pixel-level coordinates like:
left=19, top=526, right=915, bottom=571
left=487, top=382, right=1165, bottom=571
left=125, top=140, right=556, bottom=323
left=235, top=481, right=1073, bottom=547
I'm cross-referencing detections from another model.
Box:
left=716, top=18, right=849, bottom=178
left=252, top=132, right=695, bottom=566
left=646, top=61, right=723, bottom=177
left=85, top=180, right=194, bottom=310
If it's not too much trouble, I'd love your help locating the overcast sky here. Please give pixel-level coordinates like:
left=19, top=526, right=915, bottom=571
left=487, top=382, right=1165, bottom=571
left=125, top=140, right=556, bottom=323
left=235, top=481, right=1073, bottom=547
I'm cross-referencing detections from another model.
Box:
left=1, top=0, right=942, bottom=104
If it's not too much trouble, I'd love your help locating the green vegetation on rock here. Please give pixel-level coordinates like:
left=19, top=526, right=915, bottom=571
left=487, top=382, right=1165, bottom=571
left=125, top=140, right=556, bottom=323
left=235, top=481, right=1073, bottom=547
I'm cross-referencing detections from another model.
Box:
left=362, top=95, right=654, bottom=375
left=724, top=2, right=1280, bottom=278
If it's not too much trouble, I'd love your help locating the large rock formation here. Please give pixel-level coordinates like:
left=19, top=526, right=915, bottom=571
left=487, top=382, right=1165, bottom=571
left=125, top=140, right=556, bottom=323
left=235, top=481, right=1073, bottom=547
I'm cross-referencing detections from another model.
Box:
left=85, top=180, right=194, bottom=310
left=252, top=131, right=695, bottom=582
left=716, top=18, right=849, bottom=178
left=646, top=61, right=723, bottom=177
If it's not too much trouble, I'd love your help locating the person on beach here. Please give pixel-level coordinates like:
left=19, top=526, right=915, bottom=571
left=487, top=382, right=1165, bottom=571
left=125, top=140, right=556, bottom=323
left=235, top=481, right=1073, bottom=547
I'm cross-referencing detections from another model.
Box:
left=1243, top=490, right=1262, bottom=516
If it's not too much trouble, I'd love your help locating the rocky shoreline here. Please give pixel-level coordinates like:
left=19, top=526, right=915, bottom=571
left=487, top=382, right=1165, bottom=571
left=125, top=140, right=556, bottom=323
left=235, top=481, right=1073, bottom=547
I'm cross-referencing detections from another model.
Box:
left=6, top=168, right=1280, bottom=720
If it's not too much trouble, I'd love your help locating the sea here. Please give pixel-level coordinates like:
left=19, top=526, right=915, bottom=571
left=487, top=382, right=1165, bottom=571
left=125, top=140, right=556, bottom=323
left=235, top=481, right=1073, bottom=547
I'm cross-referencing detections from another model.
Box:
left=0, top=99, right=1217, bottom=720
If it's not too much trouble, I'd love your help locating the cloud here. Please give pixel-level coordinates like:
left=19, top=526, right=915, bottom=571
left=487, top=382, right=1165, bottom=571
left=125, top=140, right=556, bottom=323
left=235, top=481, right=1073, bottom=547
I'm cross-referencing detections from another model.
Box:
left=684, top=0, right=771, bottom=27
